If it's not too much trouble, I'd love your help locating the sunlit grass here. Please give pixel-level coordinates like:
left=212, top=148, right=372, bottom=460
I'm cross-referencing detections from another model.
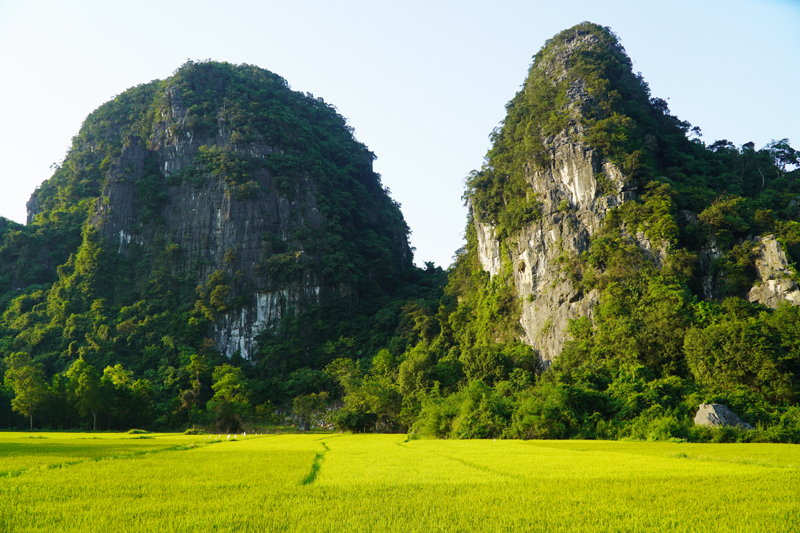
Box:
left=0, top=432, right=199, bottom=479
left=1, top=433, right=798, bottom=532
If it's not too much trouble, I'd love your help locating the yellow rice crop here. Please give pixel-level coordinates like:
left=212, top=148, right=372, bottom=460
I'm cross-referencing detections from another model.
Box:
left=0, top=432, right=797, bottom=532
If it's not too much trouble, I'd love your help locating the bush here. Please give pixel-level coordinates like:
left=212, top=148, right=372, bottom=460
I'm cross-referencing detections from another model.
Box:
left=412, top=381, right=512, bottom=439
left=621, top=411, right=691, bottom=442
left=331, top=408, right=377, bottom=433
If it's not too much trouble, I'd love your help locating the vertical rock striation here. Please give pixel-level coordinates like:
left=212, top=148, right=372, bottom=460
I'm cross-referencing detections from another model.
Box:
left=31, top=61, right=413, bottom=360
left=468, top=23, right=800, bottom=371
left=470, top=26, right=646, bottom=367
left=475, top=138, right=637, bottom=366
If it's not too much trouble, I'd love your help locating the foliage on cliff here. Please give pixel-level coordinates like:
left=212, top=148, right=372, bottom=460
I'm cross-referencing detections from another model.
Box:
left=434, top=22, right=800, bottom=442
left=0, top=61, right=422, bottom=430
left=2, top=26, right=800, bottom=442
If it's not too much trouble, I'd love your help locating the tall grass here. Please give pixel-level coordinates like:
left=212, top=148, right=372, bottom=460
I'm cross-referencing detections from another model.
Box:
left=1, top=432, right=797, bottom=532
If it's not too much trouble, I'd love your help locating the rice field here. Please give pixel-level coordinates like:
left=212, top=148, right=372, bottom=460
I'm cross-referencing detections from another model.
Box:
left=0, top=432, right=798, bottom=532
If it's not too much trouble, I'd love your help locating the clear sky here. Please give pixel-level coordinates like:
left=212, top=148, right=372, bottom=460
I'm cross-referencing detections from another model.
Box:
left=0, top=0, right=797, bottom=269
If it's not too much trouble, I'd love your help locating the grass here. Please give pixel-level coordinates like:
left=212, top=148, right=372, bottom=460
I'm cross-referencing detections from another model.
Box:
left=0, top=432, right=798, bottom=532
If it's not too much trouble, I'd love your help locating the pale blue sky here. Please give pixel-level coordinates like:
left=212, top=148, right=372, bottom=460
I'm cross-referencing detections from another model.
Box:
left=0, top=0, right=798, bottom=268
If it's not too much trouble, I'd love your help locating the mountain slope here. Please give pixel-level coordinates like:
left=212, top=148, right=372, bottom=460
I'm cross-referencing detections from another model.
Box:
left=461, top=22, right=800, bottom=368
left=0, top=61, right=430, bottom=428
left=402, top=22, right=800, bottom=440
left=2, top=25, right=800, bottom=439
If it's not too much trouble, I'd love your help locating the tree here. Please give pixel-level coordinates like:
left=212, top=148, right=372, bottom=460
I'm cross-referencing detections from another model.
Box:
left=3, top=353, right=48, bottom=430
left=255, top=401, right=281, bottom=427
left=766, top=139, right=799, bottom=179
left=66, top=358, right=103, bottom=431
left=48, top=373, right=73, bottom=429
left=207, top=364, right=251, bottom=432
left=324, top=357, right=360, bottom=399
left=187, top=354, right=208, bottom=394
left=371, top=349, right=397, bottom=380
left=334, top=376, right=402, bottom=432
left=459, top=345, right=509, bottom=386
left=101, top=364, right=149, bottom=429
left=397, top=343, right=436, bottom=396
left=128, top=377, right=154, bottom=429
left=683, top=317, right=790, bottom=401
left=179, top=354, right=209, bottom=422
left=293, top=392, right=329, bottom=430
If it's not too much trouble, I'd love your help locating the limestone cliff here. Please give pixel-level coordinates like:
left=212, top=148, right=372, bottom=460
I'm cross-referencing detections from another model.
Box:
left=467, top=23, right=800, bottom=370
left=28, top=61, right=413, bottom=360
left=748, top=236, right=800, bottom=308
left=468, top=24, right=647, bottom=367
left=87, top=126, right=326, bottom=359
left=475, top=136, right=636, bottom=366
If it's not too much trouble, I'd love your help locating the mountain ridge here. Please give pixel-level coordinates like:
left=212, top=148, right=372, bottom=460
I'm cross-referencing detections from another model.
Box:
left=2, top=23, right=800, bottom=440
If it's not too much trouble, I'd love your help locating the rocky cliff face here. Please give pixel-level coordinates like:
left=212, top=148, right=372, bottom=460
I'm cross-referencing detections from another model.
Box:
left=475, top=132, right=637, bottom=366
left=691, top=231, right=800, bottom=307
left=88, top=118, right=324, bottom=358
left=472, top=29, right=645, bottom=367
left=748, top=236, right=800, bottom=308
left=470, top=20, right=800, bottom=369
left=30, top=62, right=412, bottom=360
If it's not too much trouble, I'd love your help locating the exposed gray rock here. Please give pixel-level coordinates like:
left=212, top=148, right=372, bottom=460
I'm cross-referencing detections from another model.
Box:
left=25, top=192, right=41, bottom=225
left=510, top=139, right=637, bottom=366
left=89, top=132, right=322, bottom=358
left=215, top=285, right=321, bottom=359
left=92, top=135, right=323, bottom=288
left=677, top=210, right=698, bottom=226
left=677, top=209, right=725, bottom=299
left=748, top=235, right=800, bottom=307
left=694, top=403, right=753, bottom=430
left=472, top=31, right=648, bottom=367
left=632, top=230, right=667, bottom=268
left=697, top=236, right=724, bottom=300
left=80, top=81, right=407, bottom=360
left=476, top=222, right=501, bottom=278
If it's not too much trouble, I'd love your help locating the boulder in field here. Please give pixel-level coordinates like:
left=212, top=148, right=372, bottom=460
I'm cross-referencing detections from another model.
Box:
left=694, top=404, right=753, bottom=430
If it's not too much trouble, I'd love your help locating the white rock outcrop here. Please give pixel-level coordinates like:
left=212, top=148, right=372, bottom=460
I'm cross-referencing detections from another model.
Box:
left=214, top=285, right=321, bottom=359
left=476, top=222, right=502, bottom=278
left=470, top=31, right=649, bottom=368
left=748, top=236, right=800, bottom=308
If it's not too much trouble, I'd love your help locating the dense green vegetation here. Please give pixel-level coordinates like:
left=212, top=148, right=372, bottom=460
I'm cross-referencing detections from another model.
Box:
left=3, top=433, right=799, bottom=532
left=2, top=24, right=800, bottom=443
left=451, top=22, right=800, bottom=442
left=0, top=60, right=429, bottom=432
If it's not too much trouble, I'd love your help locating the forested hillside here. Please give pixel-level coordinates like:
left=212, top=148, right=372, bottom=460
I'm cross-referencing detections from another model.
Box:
left=419, top=22, right=800, bottom=441
left=0, top=61, right=437, bottom=431
left=3, top=23, right=800, bottom=441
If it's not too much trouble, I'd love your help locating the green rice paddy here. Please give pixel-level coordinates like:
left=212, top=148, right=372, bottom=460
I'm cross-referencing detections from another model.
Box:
left=1, top=432, right=798, bottom=532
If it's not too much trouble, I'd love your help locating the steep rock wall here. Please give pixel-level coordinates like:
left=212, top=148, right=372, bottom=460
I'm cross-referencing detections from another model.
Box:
left=476, top=132, right=637, bottom=366
left=85, top=91, right=328, bottom=359
left=748, top=236, right=800, bottom=307
left=215, top=284, right=321, bottom=359
left=58, top=65, right=412, bottom=360
left=470, top=27, right=654, bottom=367
left=92, top=135, right=321, bottom=289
